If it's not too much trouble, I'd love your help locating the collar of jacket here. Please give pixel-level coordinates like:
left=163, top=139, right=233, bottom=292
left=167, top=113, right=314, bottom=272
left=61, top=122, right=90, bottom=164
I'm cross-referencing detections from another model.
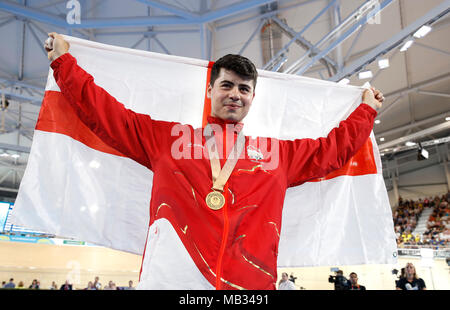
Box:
left=206, top=115, right=244, bottom=134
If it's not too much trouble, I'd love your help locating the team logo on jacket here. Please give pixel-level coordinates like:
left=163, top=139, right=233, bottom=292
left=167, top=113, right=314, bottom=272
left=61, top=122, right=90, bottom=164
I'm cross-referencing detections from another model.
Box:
left=247, top=145, right=264, bottom=160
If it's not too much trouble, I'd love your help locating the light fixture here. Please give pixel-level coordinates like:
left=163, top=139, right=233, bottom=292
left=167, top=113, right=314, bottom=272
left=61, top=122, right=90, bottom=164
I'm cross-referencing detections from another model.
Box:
left=445, top=116, right=450, bottom=121
left=405, top=141, right=416, bottom=147
left=413, top=25, right=432, bottom=38
left=374, top=119, right=381, bottom=124
left=400, top=40, right=414, bottom=52
left=11, top=154, right=20, bottom=159
left=417, top=143, right=429, bottom=161
left=338, top=78, right=350, bottom=85
left=358, top=70, right=373, bottom=79
left=380, top=137, right=385, bottom=142
left=0, top=152, right=9, bottom=157
left=378, top=59, right=390, bottom=69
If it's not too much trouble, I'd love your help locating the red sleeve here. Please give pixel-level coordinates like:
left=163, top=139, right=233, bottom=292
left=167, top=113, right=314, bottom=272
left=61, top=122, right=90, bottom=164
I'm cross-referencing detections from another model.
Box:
left=280, top=103, right=377, bottom=187
left=51, top=53, right=171, bottom=169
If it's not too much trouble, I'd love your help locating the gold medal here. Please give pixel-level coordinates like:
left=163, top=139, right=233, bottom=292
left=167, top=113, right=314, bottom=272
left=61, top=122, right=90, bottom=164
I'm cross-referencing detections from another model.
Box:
left=206, top=191, right=225, bottom=210
left=203, top=123, right=245, bottom=211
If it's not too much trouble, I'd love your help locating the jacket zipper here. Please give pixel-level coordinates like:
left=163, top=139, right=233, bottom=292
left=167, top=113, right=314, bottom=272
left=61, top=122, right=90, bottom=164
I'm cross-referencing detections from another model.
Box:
left=215, top=183, right=229, bottom=290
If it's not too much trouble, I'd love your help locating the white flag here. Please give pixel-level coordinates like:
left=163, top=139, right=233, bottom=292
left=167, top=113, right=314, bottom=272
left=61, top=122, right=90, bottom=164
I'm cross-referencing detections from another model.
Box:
left=11, top=36, right=397, bottom=289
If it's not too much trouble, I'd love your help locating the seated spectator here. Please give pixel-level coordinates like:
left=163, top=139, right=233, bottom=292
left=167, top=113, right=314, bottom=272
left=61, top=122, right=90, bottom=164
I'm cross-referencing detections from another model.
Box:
left=60, top=280, right=72, bottom=290
left=84, top=281, right=96, bottom=290
left=3, top=278, right=15, bottom=289
left=278, top=272, right=296, bottom=290
left=347, top=272, right=366, bottom=290
left=396, top=262, right=426, bottom=290
left=93, top=276, right=101, bottom=290
left=123, top=280, right=135, bottom=290
left=29, top=279, right=39, bottom=289
left=103, top=280, right=117, bottom=290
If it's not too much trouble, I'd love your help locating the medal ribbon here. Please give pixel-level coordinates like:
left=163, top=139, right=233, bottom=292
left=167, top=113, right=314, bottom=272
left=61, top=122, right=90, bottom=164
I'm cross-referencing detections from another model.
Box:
left=204, top=124, right=245, bottom=192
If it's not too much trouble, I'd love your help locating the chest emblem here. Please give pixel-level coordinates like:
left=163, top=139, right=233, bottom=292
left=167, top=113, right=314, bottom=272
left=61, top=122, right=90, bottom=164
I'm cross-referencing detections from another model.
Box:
left=247, top=145, right=264, bottom=160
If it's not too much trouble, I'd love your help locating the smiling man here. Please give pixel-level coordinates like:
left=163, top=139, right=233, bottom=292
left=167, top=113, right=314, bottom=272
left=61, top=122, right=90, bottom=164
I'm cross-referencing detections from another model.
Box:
left=44, top=33, right=384, bottom=290
left=207, top=54, right=257, bottom=123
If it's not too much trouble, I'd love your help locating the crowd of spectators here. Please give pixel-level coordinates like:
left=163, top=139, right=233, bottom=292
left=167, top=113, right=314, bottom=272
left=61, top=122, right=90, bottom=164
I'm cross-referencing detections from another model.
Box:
left=393, top=193, right=449, bottom=249
left=1, top=276, right=135, bottom=290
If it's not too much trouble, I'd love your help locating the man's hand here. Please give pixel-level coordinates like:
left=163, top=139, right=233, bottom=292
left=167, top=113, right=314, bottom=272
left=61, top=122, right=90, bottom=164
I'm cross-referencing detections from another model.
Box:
left=44, top=32, right=70, bottom=62
left=362, top=87, right=384, bottom=110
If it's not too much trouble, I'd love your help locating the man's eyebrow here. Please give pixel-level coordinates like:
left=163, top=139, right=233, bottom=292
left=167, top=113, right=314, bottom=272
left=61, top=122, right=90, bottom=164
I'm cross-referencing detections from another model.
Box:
left=220, top=80, right=234, bottom=85
left=219, top=79, right=253, bottom=90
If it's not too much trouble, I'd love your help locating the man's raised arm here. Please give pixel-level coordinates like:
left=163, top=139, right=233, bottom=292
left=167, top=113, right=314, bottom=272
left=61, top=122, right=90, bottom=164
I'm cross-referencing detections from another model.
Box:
left=280, top=88, right=384, bottom=187
left=43, top=33, right=169, bottom=170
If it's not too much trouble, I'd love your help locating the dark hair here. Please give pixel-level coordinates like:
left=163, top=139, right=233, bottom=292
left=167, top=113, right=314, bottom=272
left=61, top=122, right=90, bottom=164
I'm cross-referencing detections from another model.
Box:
left=210, top=54, right=258, bottom=88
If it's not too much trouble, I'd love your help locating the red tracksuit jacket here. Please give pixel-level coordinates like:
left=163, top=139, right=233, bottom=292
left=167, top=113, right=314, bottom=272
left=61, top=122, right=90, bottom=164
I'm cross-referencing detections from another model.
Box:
left=51, top=53, right=377, bottom=290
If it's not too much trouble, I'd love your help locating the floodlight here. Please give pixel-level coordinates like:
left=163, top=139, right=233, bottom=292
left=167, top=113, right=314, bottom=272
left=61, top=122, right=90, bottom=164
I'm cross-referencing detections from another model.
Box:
left=358, top=70, right=373, bottom=79
left=413, top=25, right=432, bottom=38
left=400, top=40, right=414, bottom=52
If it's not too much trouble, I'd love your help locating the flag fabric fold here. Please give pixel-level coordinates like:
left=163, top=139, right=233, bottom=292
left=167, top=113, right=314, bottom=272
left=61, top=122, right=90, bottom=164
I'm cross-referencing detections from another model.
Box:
left=11, top=36, right=397, bottom=275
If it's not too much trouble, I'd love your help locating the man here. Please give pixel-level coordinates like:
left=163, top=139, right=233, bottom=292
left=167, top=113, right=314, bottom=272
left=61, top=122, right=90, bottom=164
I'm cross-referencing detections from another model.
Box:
left=396, top=262, right=426, bottom=290
left=59, top=280, right=72, bottom=290
left=347, top=272, right=366, bottom=290
left=93, top=276, right=101, bottom=290
left=278, top=272, right=296, bottom=290
left=44, top=33, right=384, bottom=290
left=328, top=270, right=349, bottom=290
left=124, top=280, right=135, bottom=290
left=3, top=278, right=15, bottom=289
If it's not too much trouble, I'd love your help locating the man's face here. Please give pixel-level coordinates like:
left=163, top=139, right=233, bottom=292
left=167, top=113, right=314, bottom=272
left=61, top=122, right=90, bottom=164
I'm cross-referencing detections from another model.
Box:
left=350, top=273, right=358, bottom=284
left=208, top=68, right=255, bottom=122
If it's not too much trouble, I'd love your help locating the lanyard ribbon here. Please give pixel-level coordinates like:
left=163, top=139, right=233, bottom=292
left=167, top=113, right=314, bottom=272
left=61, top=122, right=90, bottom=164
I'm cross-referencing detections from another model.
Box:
left=204, top=124, right=245, bottom=192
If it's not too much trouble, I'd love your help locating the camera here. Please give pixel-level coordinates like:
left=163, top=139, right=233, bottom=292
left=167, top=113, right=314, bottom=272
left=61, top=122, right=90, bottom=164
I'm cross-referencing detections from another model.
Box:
left=328, top=271, right=349, bottom=290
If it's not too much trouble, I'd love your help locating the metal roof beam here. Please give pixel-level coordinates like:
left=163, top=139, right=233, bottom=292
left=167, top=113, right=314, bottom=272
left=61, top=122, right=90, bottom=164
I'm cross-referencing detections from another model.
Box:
left=0, top=16, right=16, bottom=28
left=238, top=18, right=266, bottom=55
left=135, top=0, right=199, bottom=19
left=0, top=142, right=30, bottom=154
left=376, top=112, right=450, bottom=138
left=384, top=72, right=450, bottom=98
left=94, top=29, right=198, bottom=36
left=0, top=0, right=67, bottom=28
left=417, top=90, right=450, bottom=99
left=26, top=21, right=48, bottom=57
left=378, top=122, right=450, bottom=149
left=267, top=13, right=338, bottom=72
left=216, top=0, right=317, bottom=30
left=198, top=0, right=275, bottom=23
left=0, top=0, right=277, bottom=29
left=414, top=41, right=450, bottom=57
left=329, top=0, right=450, bottom=82
left=0, top=89, right=42, bottom=105
left=288, top=0, right=394, bottom=75
left=0, top=78, right=44, bottom=93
